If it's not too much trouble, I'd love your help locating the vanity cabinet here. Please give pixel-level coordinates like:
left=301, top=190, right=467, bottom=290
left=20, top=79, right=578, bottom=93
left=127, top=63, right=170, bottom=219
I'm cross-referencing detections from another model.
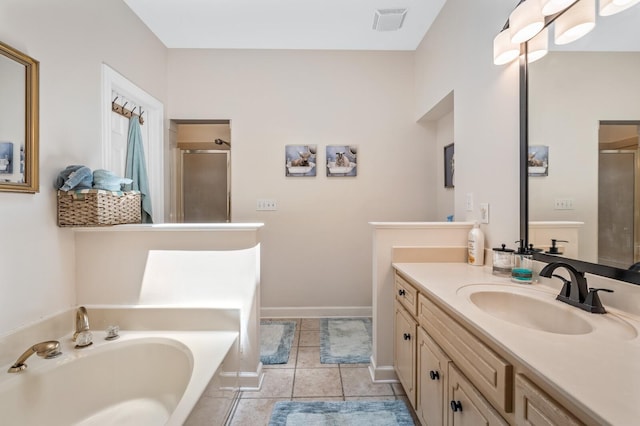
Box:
left=417, top=327, right=450, bottom=425
left=393, top=269, right=590, bottom=426
left=514, top=374, right=581, bottom=426
left=394, top=301, right=417, bottom=407
left=448, top=365, right=508, bottom=426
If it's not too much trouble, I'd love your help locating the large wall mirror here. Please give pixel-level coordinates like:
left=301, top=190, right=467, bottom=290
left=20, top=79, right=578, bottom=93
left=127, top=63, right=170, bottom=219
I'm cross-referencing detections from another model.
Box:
left=523, top=5, right=640, bottom=284
left=0, top=41, right=39, bottom=193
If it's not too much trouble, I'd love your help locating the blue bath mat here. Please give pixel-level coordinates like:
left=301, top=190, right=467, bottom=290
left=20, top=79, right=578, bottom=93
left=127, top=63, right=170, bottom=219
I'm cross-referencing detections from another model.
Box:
left=269, top=400, right=414, bottom=426
left=320, top=318, right=372, bottom=364
left=260, top=320, right=296, bottom=365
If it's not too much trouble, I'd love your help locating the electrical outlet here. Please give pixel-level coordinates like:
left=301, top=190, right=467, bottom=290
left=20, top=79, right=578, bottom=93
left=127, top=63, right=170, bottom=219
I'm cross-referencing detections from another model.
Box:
left=479, top=203, right=489, bottom=224
left=256, top=199, right=277, bottom=211
left=554, top=198, right=574, bottom=210
left=465, top=193, right=474, bottom=212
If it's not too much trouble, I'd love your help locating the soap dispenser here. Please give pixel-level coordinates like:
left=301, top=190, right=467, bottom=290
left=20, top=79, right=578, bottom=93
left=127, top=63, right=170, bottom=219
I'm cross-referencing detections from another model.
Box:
left=511, top=240, right=533, bottom=284
left=545, top=239, right=568, bottom=255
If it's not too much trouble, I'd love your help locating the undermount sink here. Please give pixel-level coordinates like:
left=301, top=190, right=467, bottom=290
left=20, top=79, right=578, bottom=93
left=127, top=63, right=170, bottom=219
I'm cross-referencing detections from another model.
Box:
left=465, top=288, right=593, bottom=335
left=457, top=284, right=638, bottom=339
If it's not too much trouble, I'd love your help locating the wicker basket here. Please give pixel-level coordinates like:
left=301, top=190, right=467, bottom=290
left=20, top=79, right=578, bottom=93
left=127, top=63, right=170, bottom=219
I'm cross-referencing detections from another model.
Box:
left=57, top=189, right=142, bottom=227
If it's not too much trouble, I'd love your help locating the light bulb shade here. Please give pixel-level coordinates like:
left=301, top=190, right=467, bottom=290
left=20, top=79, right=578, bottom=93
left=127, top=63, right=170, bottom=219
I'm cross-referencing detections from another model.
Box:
left=527, top=27, right=549, bottom=63
left=509, top=0, right=545, bottom=43
left=600, top=0, right=640, bottom=16
left=493, top=30, right=520, bottom=65
left=541, top=0, right=579, bottom=16
left=554, top=0, right=595, bottom=45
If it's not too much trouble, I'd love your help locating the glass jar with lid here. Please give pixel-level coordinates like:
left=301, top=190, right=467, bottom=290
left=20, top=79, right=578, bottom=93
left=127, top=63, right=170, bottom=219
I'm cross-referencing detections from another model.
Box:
left=492, top=244, right=514, bottom=277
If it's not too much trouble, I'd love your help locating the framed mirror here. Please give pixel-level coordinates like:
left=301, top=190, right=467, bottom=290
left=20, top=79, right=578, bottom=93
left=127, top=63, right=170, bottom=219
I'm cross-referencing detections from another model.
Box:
left=0, top=41, right=39, bottom=193
left=521, top=6, right=640, bottom=284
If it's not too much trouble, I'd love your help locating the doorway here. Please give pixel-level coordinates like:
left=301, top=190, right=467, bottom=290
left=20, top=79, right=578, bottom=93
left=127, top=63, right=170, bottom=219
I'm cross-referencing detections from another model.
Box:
left=171, top=120, right=231, bottom=223
left=598, top=122, right=640, bottom=268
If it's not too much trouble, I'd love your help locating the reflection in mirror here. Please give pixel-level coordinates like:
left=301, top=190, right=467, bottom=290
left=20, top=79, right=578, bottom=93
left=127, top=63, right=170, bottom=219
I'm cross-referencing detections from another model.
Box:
left=0, top=41, right=39, bottom=193
left=527, top=5, right=640, bottom=278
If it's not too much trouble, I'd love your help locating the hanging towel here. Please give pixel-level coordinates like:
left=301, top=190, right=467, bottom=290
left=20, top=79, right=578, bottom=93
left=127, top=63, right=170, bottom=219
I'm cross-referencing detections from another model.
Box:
left=124, top=116, right=153, bottom=223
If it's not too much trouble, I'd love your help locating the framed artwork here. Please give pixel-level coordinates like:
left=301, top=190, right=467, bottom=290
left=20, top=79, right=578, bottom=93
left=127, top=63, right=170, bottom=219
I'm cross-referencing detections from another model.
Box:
left=285, top=145, right=317, bottom=177
left=528, top=145, right=549, bottom=177
left=326, top=145, right=357, bottom=177
left=444, top=143, right=454, bottom=188
left=0, top=142, right=14, bottom=174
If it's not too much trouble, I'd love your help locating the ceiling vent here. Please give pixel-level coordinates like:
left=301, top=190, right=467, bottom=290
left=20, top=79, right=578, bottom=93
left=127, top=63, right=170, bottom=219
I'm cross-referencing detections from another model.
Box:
left=372, top=8, right=408, bottom=32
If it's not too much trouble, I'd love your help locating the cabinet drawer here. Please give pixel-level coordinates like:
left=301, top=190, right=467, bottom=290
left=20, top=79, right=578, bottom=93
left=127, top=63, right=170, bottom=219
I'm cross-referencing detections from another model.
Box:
left=419, top=293, right=513, bottom=413
left=515, top=374, right=583, bottom=426
left=395, top=272, right=419, bottom=316
left=448, top=365, right=508, bottom=426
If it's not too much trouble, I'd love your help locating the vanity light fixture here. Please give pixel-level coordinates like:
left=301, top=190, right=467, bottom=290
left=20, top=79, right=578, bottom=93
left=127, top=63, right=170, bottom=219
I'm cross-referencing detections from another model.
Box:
left=554, top=0, right=595, bottom=45
left=541, top=0, right=578, bottom=15
left=493, top=27, right=521, bottom=65
left=526, top=27, right=549, bottom=63
left=600, top=0, right=640, bottom=15
left=509, top=0, right=545, bottom=43
left=494, top=0, right=639, bottom=66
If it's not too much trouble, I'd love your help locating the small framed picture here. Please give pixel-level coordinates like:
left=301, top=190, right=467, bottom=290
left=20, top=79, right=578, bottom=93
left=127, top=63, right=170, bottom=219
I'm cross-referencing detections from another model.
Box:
left=528, top=145, right=549, bottom=177
left=285, top=145, right=317, bottom=177
left=444, top=143, right=454, bottom=188
left=326, top=145, right=357, bottom=177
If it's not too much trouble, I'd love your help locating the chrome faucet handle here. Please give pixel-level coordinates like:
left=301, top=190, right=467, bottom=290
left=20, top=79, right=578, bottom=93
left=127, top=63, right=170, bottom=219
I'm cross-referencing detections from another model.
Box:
left=584, top=288, right=614, bottom=314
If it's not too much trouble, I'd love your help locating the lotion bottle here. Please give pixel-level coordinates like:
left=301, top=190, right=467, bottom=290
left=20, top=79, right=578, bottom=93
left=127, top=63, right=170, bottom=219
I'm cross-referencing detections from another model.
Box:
left=468, top=222, right=485, bottom=266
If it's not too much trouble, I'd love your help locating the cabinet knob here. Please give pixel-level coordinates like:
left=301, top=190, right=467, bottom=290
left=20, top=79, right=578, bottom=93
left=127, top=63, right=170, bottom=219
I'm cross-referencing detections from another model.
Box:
left=403, top=333, right=411, bottom=341
left=398, top=289, right=406, bottom=296
left=429, top=370, right=440, bottom=380
left=450, top=400, right=463, bottom=412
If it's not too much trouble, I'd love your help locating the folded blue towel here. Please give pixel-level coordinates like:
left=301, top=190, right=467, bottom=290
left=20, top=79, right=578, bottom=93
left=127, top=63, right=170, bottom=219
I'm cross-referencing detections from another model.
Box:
left=55, top=165, right=93, bottom=191
left=92, top=169, right=133, bottom=192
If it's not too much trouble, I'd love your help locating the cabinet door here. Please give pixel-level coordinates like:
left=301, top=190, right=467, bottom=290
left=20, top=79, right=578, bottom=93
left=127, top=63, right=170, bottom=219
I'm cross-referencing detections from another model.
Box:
left=448, top=365, right=508, bottom=426
left=394, top=302, right=417, bottom=408
left=417, top=327, right=450, bottom=426
left=514, top=374, right=582, bottom=426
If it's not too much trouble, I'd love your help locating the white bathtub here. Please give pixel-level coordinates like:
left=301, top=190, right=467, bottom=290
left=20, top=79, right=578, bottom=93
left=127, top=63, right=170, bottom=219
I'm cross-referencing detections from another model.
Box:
left=0, top=330, right=238, bottom=426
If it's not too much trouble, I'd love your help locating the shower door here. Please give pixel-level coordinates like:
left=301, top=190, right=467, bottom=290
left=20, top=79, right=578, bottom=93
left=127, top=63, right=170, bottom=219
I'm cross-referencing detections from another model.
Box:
left=180, top=150, right=230, bottom=223
left=598, top=150, right=638, bottom=268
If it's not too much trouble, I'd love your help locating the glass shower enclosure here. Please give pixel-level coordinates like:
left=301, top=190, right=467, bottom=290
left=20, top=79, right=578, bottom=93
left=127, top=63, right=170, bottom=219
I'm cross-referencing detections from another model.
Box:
left=180, top=150, right=230, bottom=223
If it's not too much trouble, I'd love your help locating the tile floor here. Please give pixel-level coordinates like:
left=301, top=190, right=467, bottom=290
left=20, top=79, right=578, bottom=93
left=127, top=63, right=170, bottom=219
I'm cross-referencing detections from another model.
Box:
left=225, top=318, right=418, bottom=425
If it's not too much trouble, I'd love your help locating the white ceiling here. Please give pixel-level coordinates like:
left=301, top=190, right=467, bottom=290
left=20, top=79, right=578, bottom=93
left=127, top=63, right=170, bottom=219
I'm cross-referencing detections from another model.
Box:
left=122, top=0, right=447, bottom=50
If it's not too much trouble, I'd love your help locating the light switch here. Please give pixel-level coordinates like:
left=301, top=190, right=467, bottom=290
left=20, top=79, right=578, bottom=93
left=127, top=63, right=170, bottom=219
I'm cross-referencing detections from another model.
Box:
left=465, top=193, right=474, bottom=212
left=479, top=203, right=489, bottom=224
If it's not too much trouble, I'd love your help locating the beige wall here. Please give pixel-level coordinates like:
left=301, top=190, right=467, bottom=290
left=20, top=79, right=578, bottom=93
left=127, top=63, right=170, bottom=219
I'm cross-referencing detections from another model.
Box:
left=167, top=49, right=435, bottom=314
left=1, top=0, right=526, bottom=333
left=0, top=0, right=167, bottom=335
left=414, top=0, right=521, bottom=248
left=529, top=52, right=640, bottom=262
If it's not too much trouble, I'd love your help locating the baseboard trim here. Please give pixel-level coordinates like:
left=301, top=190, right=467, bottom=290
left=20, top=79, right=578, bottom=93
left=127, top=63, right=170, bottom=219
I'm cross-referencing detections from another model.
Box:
left=368, top=356, right=398, bottom=383
left=234, top=363, right=264, bottom=391
left=261, top=306, right=372, bottom=318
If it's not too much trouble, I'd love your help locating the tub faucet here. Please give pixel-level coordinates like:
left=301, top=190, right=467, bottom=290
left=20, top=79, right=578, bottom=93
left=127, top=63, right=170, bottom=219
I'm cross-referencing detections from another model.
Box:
left=539, top=262, right=613, bottom=314
left=7, top=340, right=62, bottom=373
left=73, top=306, right=93, bottom=347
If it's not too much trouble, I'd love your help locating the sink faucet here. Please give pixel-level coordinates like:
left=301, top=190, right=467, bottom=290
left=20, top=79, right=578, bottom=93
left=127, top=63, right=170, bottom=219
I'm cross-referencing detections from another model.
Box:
left=73, top=306, right=93, bottom=347
left=7, top=341, right=62, bottom=373
left=539, top=262, right=613, bottom=314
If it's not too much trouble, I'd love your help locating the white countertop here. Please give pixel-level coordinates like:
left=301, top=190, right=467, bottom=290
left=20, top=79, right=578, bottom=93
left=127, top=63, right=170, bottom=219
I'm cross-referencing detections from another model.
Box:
left=393, top=262, right=640, bottom=426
